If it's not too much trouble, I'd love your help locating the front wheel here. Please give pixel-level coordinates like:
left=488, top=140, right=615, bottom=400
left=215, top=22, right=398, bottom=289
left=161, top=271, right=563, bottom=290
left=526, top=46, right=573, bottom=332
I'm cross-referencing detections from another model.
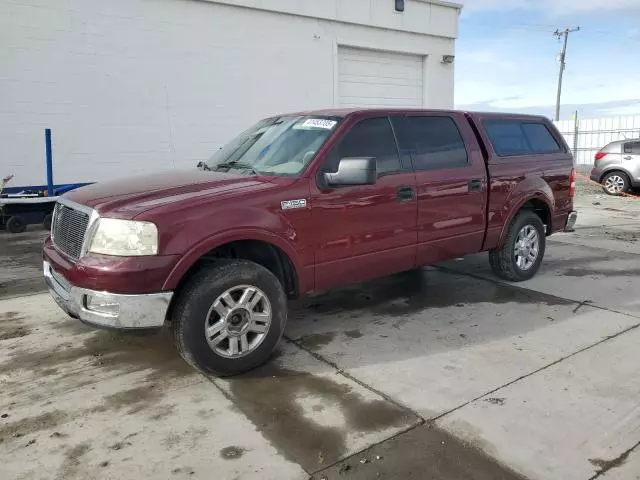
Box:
left=489, top=211, right=546, bottom=282
left=170, top=259, right=287, bottom=376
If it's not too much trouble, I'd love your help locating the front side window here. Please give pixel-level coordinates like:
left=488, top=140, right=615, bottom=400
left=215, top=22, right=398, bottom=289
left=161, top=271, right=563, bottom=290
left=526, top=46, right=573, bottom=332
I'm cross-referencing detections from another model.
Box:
left=484, top=120, right=562, bottom=157
left=205, top=116, right=340, bottom=176
left=403, top=116, right=468, bottom=170
left=325, top=117, right=402, bottom=176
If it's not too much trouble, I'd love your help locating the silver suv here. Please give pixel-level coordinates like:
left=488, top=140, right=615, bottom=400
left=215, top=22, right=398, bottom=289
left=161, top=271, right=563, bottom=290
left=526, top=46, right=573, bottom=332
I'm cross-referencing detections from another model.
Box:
left=590, top=139, right=640, bottom=195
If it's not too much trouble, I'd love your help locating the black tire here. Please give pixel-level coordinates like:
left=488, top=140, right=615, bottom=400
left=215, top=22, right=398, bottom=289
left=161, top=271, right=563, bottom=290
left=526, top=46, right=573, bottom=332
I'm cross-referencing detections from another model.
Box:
left=42, top=213, right=53, bottom=230
left=7, top=216, right=27, bottom=234
left=170, top=259, right=287, bottom=376
left=601, top=171, right=630, bottom=196
left=489, top=211, right=546, bottom=282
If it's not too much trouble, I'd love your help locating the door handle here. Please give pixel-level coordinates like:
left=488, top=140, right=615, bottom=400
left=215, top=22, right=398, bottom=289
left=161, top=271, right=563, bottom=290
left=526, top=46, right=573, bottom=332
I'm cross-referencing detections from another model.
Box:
left=624, top=156, right=633, bottom=160
left=396, top=186, right=415, bottom=202
left=468, top=179, right=483, bottom=192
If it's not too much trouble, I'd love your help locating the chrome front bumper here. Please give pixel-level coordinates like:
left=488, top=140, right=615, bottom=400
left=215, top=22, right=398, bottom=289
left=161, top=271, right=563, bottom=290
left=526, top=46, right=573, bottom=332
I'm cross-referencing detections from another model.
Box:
left=43, top=261, right=172, bottom=330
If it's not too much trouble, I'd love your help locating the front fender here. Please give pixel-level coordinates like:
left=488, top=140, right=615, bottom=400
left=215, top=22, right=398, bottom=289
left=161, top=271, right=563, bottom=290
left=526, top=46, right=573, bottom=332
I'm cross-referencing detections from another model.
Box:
left=162, top=227, right=306, bottom=292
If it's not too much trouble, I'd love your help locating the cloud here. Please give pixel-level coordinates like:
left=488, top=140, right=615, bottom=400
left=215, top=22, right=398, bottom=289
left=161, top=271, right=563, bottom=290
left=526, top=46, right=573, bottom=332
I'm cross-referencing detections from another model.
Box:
left=597, top=102, right=640, bottom=117
left=456, top=98, right=640, bottom=120
left=458, top=0, right=640, bottom=13
left=628, top=27, right=640, bottom=39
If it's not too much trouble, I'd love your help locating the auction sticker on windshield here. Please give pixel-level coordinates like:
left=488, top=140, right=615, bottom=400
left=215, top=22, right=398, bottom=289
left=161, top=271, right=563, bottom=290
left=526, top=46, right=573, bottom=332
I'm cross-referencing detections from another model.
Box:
left=294, top=119, right=337, bottom=130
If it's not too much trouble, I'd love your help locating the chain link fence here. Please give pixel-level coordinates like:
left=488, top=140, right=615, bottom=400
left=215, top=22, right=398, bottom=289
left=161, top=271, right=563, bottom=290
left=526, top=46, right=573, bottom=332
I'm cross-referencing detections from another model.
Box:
left=554, top=115, right=640, bottom=170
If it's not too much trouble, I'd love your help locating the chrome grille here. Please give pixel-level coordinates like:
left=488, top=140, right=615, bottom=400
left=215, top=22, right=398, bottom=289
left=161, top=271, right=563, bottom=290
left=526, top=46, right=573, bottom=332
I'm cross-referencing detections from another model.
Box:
left=51, top=202, right=90, bottom=259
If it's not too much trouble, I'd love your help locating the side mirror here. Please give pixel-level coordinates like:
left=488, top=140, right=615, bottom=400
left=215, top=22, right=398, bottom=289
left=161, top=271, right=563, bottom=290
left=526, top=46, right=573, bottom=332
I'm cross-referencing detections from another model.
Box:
left=323, top=157, right=376, bottom=187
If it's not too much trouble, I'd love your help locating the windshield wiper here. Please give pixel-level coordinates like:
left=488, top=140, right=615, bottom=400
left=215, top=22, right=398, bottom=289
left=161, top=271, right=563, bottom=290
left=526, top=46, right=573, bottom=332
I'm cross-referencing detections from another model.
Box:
left=214, top=161, right=259, bottom=175
left=196, top=161, right=211, bottom=171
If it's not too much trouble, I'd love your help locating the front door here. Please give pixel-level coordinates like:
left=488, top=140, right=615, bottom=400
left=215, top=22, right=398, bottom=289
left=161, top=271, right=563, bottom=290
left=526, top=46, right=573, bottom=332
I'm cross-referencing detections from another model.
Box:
left=310, top=116, right=418, bottom=290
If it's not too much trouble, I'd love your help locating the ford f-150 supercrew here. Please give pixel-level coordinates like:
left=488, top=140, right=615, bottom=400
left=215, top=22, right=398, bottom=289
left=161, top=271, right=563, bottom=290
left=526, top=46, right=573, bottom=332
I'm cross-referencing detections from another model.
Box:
left=44, top=109, right=577, bottom=376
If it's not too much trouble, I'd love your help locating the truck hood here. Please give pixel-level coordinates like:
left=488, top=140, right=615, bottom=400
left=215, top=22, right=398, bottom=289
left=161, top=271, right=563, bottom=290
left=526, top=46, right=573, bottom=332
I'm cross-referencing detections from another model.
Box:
left=64, top=169, right=280, bottom=218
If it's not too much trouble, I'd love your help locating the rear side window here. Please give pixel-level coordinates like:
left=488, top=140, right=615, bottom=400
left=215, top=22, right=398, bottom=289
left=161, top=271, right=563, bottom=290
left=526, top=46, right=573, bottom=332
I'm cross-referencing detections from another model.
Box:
left=402, top=116, right=468, bottom=170
left=484, top=120, right=563, bottom=157
left=624, top=141, right=640, bottom=154
left=328, top=117, right=402, bottom=175
left=522, top=124, right=562, bottom=153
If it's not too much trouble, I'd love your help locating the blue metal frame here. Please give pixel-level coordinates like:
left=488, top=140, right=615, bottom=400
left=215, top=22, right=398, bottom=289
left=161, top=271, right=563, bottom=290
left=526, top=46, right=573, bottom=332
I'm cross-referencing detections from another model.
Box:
left=45, top=128, right=54, bottom=196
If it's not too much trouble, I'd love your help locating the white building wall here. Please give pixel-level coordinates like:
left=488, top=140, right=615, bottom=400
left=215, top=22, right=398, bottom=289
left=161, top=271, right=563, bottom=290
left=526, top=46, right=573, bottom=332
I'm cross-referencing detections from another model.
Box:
left=1, top=0, right=459, bottom=187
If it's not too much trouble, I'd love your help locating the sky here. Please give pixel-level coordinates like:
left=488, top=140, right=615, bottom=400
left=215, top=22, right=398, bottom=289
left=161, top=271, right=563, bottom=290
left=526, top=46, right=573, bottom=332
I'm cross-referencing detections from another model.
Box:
left=454, top=0, right=640, bottom=120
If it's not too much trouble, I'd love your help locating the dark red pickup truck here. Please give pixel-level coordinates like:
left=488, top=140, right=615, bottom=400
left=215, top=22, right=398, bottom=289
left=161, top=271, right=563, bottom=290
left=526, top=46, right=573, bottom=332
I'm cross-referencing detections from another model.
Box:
left=44, top=109, right=577, bottom=375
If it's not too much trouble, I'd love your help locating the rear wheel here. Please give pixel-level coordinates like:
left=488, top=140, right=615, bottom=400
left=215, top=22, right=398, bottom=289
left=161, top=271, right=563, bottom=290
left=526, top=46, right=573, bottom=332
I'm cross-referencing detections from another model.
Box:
left=602, top=171, right=630, bottom=196
left=489, top=211, right=546, bottom=282
left=7, top=216, right=26, bottom=234
left=170, top=259, right=287, bottom=376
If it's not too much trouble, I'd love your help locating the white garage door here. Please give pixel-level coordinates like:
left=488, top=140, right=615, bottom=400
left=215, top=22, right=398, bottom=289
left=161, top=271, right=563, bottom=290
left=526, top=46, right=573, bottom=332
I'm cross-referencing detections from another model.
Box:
left=338, top=47, right=424, bottom=108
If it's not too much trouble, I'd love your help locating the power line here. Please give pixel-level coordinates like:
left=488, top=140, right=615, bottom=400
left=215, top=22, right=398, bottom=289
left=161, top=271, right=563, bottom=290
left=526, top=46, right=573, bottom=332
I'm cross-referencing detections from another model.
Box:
left=553, top=27, right=580, bottom=121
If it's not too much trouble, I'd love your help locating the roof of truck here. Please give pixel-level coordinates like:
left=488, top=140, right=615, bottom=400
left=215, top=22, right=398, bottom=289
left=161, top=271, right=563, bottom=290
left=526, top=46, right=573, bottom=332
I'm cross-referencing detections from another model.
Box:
left=287, top=108, right=549, bottom=121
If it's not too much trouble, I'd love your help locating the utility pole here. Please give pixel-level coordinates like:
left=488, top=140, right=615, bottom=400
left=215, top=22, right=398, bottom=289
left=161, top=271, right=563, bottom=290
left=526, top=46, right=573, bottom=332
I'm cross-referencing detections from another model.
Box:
left=554, top=27, right=580, bottom=121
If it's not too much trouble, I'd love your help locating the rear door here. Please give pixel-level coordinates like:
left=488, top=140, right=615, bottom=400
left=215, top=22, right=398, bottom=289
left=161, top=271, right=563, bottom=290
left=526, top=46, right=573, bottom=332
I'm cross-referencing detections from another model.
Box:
left=391, top=113, right=488, bottom=265
left=311, top=116, right=418, bottom=290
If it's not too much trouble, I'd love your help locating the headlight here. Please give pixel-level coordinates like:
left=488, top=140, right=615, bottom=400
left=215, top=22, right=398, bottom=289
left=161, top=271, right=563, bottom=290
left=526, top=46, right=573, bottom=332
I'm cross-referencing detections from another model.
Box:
left=88, top=218, right=158, bottom=256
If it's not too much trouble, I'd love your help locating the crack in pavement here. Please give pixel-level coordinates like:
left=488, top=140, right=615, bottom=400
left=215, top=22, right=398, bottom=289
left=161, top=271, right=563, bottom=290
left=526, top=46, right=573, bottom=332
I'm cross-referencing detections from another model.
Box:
left=588, top=439, right=640, bottom=479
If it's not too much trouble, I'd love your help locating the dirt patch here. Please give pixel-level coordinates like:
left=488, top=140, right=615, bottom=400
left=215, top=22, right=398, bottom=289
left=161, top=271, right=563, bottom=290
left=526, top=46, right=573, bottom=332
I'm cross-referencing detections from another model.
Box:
left=57, top=442, right=91, bottom=479
left=91, top=385, right=166, bottom=415
left=148, top=405, right=175, bottom=421
left=605, top=230, right=639, bottom=243
left=0, top=312, right=31, bottom=340
left=220, top=445, right=246, bottom=460
left=109, top=440, right=133, bottom=451
left=0, top=410, right=68, bottom=443
left=162, top=433, right=182, bottom=449
left=0, top=328, right=194, bottom=383
left=225, top=361, right=413, bottom=471
left=344, top=329, right=363, bottom=339
left=296, top=332, right=335, bottom=351
left=0, top=325, right=31, bottom=340
left=562, top=267, right=640, bottom=278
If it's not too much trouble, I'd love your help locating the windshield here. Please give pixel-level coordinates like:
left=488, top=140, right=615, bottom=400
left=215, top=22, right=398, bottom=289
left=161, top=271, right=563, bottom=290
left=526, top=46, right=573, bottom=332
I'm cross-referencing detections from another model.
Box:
left=205, top=116, right=340, bottom=176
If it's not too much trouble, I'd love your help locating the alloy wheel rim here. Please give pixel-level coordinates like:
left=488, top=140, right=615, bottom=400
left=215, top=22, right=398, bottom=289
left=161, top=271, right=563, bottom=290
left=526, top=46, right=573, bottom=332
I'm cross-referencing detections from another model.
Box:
left=204, top=285, right=272, bottom=358
left=514, top=225, right=540, bottom=271
left=604, top=175, right=625, bottom=194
